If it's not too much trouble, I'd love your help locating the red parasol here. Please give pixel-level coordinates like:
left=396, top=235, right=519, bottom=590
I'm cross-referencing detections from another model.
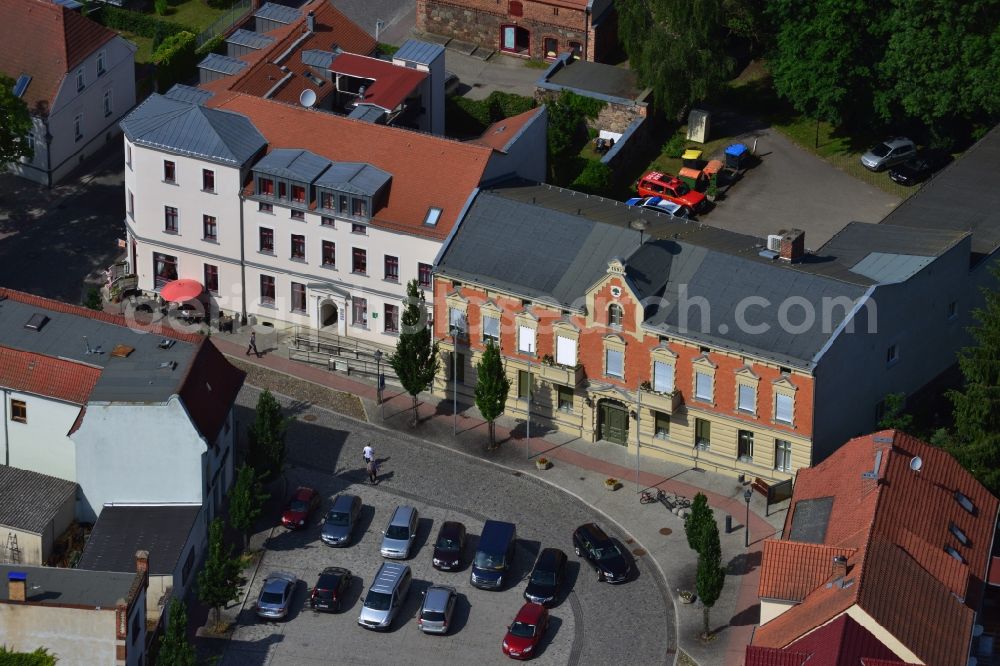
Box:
left=160, top=279, right=203, bottom=303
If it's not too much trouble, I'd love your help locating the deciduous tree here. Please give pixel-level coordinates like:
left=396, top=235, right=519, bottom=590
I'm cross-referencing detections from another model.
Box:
left=197, top=518, right=241, bottom=628
left=683, top=492, right=714, bottom=554
left=158, top=598, right=196, bottom=666
left=695, top=516, right=725, bottom=638
left=228, top=464, right=269, bottom=552
left=247, top=389, right=286, bottom=482
left=389, top=279, right=439, bottom=426
left=475, top=340, right=511, bottom=448
left=877, top=392, right=914, bottom=433
left=0, top=74, right=33, bottom=166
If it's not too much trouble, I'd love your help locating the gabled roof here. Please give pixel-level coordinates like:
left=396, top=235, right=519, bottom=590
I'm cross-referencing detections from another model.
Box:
left=211, top=93, right=491, bottom=239
left=0, top=466, right=77, bottom=534
left=758, top=541, right=857, bottom=602
left=747, top=615, right=917, bottom=666
left=471, top=107, right=544, bottom=153
left=77, top=505, right=201, bottom=576
left=120, top=93, right=267, bottom=166
left=253, top=147, right=331, bottom=182
left=314, top=162, right=391, bottom=195
left=0, top=345, right=100, bottom=404
left=0, top=0, right=120, bottom=114
left=177, top=341, right=245, bottom=443
left=754, top=431, right=1000, bottom=666
left=322, top=52, right=427, bottom=111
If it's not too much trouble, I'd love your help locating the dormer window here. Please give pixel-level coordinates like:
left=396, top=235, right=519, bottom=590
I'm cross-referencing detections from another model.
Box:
left=257, top=177, right=275, bottom=197
left=424, top=207, right=442, bottom=227
left=291, top=185, right=306, bottom=204
left=353, top=198, right=367, bottom=217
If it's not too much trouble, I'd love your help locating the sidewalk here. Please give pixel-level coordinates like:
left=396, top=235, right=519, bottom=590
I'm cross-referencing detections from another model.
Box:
left=211, top=330, right=784, bottom=665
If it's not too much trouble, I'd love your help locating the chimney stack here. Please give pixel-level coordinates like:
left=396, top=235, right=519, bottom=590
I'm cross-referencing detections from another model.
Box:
left=8, top=572, right=26, bottom=602
left=135, top=550, right=149, bottom=576
left=306, top=10, right=315, bottom=31
left=832, top=555, right=848, bottom=580
left=779, top=228, right=805, bottom=262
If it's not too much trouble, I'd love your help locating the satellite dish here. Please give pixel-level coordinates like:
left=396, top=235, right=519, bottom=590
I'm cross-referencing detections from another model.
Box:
left=910, top=456, right=923, bottom=472
left=299, top=89, right=317, bottom=108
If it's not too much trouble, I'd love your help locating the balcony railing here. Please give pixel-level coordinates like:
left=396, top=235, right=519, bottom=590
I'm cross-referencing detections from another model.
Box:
left=537, top=361, right=586, bottom=387
left=639, top=386, right=683, bottom=414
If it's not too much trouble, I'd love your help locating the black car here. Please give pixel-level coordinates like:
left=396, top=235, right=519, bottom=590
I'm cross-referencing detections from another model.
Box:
left=432, top=521, right=466, bottom=571
left=524, top=547, right=567, bottom=605
left=310, top=567, right=352, bottom=612
left=888, top=151, right=951, bottom=186
left=572, top=523, right=631, bottom=584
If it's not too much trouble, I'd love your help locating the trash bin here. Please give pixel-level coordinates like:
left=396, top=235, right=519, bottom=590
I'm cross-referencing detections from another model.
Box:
left=725, top=143, right=749, bottom=171
left=678, top=167, right=707, bottom=191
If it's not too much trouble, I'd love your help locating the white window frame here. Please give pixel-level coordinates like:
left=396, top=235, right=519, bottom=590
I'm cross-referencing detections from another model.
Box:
left=652, top=361, right=674, bottom=394
left=695, top=372, right=712, bottom=402
left=76, top=68, right=85, bottom=92
left=738, top=384, right=756, bottom=413
left=482, top=315, right=500, bottom=343
left=775, top=393, right=794, bottom=425
left=518, top=325, right=536, bottom=354
left=74, top=114, right=83, bottom=141
left=97, top=50, right=107, bottom=75
left=556, top=336, right=577, bottom=366
left=103, top=89, right=113, bottom=117
left=448, top=307, right=466, bottom=335
left=775, top=439, right=792, bottom=472
left=606, top=348, right=624, bottom=378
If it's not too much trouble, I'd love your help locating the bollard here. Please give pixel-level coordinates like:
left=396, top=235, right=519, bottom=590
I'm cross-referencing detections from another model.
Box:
left=725, top=514, right=733, bottom=534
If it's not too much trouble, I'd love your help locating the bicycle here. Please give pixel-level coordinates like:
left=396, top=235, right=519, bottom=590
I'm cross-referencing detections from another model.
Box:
left=640, top=488, right=666, bottom=504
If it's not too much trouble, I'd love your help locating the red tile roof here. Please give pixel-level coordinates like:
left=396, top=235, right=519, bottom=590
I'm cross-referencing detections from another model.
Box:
left=758, top=541, right=857, bottom=602
left=0, top=0, right=118, bottom=114
left=178, top=341, right=245, bottom=444
left=0, top=345, right=100, bottom=404
left=208, top=0, right=376, bottom=100
left=747, top=615, right=917, bottom=666
left=743, top=646, right=810, bottom=666
left=211, top=93, right=491, bottom=239
left=471, top=107, right=544, bottom=152
left=754, top=431, right=999, bottom=666
left=318, top=52, right=426, bottom=111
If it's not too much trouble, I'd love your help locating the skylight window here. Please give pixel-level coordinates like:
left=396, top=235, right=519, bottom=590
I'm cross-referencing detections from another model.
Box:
left=13, top=74, right=31, bottom=98
left=423, top=207, right=442, bottom=227
left=944, top=545, right=965, bottom=563
left=955, top=490, right=976, bottom=514
left=949, top=522, right=969, bottom=546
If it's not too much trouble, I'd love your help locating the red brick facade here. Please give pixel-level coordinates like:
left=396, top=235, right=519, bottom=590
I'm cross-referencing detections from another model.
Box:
left=416, top=0, right=617, bottom=62
left=434, top=268, right=815, bottom=480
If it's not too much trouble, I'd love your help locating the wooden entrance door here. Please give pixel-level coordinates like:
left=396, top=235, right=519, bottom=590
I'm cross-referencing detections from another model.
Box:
left=599, top=401, right=628, bottom=445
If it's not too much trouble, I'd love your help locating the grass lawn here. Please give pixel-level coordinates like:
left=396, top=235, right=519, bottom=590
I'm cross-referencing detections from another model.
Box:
left=122, top=31, right=156, bottom=64
left=157, top=0, right=231, bottom=33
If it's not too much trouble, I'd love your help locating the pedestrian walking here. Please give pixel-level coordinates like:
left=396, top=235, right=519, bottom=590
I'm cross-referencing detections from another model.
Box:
left=363, top=444, right=374, bottom=464
left=246, top=330, right=260, bottom=358
left=367, top=459, right=378, bottom=484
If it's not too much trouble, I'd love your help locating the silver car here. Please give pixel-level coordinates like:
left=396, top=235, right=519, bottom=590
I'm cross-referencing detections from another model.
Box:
left=380, top=505, right=418, bottom=559
left=255, top=571, right=297, bottom=620
left=321, top=494, right=362, bottom=547
left=860, top=137, right=917, bottom=171
left=418, top=585, right=457, bottom=635
left=358, top=562, right=412, bottom=631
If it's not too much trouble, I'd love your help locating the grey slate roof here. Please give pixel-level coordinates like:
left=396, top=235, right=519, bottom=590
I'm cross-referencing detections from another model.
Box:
left=302, top=49, right=339, bottom=69
left=315, top=162, right=391, bottom=195
left=254, top=148, right=331, bottom=183
left=819, top=222, right=967, bottom=269
left=226, top=28, right=275, bottom=50
left=254, top=2, right=300, bottom=24
left=393, top=39, right=444, bottom=65
left=164, top=84, right=214, bottom=106
left=77, top=505, right=200, bottom=577
left=347, top=104, right=387, bottom=123
left=439, top=185, right=879, bottom=367
left=120, top=94, right=266, bottom=166
left=0, top=564, right=137, bottom=607
left=0, top=466, right=76, bottom=534
left=787, top=497, right=834, bottom=544
left=545, top=58, right=641, bottom=101
left=197, top=52, right=248, bottom=75
left=879, top=123, right=1000, bottom=257
left=0, top=296, right=196, bottom=404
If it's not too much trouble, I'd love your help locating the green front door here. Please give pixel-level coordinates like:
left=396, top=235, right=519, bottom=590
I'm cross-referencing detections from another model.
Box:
left=599, top=402, right=628, bottom=445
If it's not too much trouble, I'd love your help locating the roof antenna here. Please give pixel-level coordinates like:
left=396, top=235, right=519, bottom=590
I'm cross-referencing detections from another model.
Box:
left=83, top=336, right=92, bottom=354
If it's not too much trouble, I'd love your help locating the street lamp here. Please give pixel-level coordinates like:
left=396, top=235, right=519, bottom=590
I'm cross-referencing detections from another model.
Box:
left=743, top=488, right=752, bottom=548
left=525, top=340, right=533, bottom=459
left=450, top=326, right=459, bottom=436
left=373, top=349, right=383, bottom=413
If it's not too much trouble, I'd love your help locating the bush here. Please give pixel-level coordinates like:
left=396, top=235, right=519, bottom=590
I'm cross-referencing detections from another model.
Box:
left=445, top=92, right=536, bottom=138
left=662, top=132, right=686, bottom=159
left=195, top=33, right=226, bottom=56
left=96, top=6, right=184, bottom=39
left=152, top=31, right=198, bottom=91
left=571, top=160, right=613, bottom=195
left=485, top=90, right=535, bottom=118
left=83, top=287, right=102, bottom=311
left=154, top=0, right=167, bottom=16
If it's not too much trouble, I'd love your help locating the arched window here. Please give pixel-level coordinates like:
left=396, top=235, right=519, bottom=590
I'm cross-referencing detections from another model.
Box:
left=608, top=303, right=623, bottom=327
left=509, top=0, right=523, bottom=16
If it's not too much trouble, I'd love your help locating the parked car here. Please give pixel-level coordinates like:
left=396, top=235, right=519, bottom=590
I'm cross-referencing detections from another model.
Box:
left=321, top=494, right=362, bottom=546
left=888, top=151, right=951, bottom=185
left=432, top=521, right=467, bottom=571
left=255, top=571, right=297, bottom=620
left=502, top=602, right=549, bottom=660
left=635, top=171, right=707, bottom=213
left=624, top=196, right=691, bottom=219
left=860, top=137, right=917, bottom=171
left=417, top=585, right=458, bottom=635
left=572, top=523, right=631, bottom=583
left=471, top=520, right=517, bottom=590
left=309, top=567, right=351, bottom=612
left=358, top=562, right=412, bottom=630
left=380, top=505, right=419, bottom=559
left=281, top=486, right=320, bottom=529
left=523, top=548, right=566, bottom=606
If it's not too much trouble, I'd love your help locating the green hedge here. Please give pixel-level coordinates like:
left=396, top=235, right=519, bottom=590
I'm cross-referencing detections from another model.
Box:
left=152, top=31, right=198, bottom=92
left=96, top=5, right=184, bottom=39
left=195, top=33, right=226, bottom=56
left=445, top=91, right=536, bottom=137
left=571, top=160, right=612, bottom=195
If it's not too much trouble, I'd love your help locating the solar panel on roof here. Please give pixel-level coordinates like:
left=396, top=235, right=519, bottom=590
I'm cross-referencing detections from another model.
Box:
left=13, top=74, right=31, bottom=99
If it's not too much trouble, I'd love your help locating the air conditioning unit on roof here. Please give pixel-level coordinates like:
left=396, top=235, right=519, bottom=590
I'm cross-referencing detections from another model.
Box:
left=767, top=234, right=782, bottom=252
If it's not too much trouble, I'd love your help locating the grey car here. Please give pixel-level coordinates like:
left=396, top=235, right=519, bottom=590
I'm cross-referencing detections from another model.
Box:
left=861, top=137, right=917, bottom=171
left=321, top=494, right=362, bottom=547
left=418, top=585, right=457, bottom=635
left=255, top=571, right=297, bottom=620
left=380, top=505, right=419, bottom=559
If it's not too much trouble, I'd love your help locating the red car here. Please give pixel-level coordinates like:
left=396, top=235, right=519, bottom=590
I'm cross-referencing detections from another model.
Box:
left=635, top=171, right=706, bottom=213
left=501, top=602, right=549, bottom=660
left=281, top=486, right=320, bottom=529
